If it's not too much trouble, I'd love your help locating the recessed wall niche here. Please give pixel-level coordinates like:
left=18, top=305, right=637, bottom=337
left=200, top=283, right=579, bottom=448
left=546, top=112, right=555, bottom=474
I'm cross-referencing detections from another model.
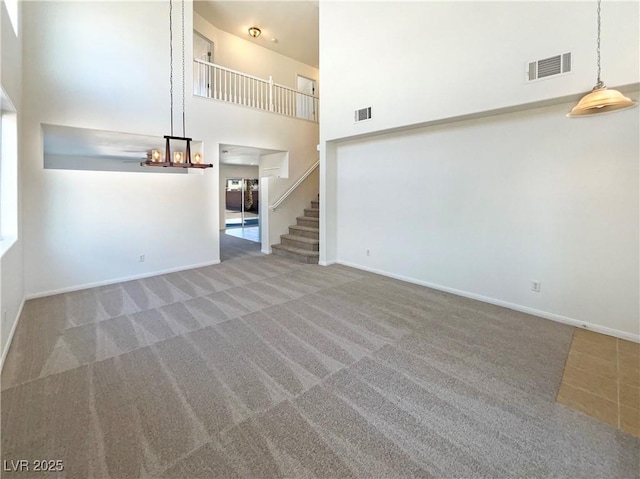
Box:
left=43, top=124, right=205, bottom=174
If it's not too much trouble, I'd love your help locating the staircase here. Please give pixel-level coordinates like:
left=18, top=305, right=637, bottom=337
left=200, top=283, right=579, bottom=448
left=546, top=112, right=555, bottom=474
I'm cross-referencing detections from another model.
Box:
left=271, top=199, right=319, bottom=264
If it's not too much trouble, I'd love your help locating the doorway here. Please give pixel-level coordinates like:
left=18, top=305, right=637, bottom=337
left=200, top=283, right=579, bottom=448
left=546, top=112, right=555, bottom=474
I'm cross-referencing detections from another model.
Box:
left=224, top=177, right=260, bottom=242
left=296, top=75, right=316, bottom=121
left=193, top=31, right=213, bottom=96
left=218, top=143, right=288, bottom=260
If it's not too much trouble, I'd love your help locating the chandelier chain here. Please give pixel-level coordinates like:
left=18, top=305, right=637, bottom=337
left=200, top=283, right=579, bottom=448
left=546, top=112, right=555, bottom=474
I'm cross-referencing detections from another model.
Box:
left=596, top=0, right=603, bottom=88
left=169, top=0, right=174, bottom=136
left=181, top=0, right=186, bottom=137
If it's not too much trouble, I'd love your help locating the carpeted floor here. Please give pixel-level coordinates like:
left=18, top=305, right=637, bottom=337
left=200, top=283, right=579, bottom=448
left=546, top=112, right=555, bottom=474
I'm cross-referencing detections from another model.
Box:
left=1, top=235, right=638, bottom=478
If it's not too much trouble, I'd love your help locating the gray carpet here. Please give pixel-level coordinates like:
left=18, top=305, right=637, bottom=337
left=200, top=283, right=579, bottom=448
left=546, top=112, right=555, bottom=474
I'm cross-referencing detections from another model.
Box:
left=1, top=234, right=638, bottom=478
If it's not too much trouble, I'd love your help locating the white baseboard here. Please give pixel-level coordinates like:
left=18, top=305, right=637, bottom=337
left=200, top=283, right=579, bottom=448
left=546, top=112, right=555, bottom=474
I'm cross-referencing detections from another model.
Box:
left=25, top=260, right=221, bottom=300
left=318, top=260, right=336, bottom=266
left=335, top=260, right=640, bottom=344
left=1, top=297, right=25, bottom=373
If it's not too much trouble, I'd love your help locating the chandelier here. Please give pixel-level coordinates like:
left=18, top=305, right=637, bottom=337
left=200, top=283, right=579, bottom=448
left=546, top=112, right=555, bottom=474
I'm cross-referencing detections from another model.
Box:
left=142, top=0, right=212, bottom=168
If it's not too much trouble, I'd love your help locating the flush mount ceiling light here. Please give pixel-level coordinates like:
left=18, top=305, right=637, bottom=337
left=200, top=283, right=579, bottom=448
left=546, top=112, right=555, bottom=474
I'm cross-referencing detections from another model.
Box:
left=142, top=0, right=212, bottom=169
left=568, top=0, right=638, bottom=117
left=248, top=27, right=261, bottom=38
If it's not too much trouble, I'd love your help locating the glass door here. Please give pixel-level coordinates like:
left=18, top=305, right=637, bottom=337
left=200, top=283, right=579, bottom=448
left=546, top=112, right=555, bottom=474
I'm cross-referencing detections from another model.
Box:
left=225, top=178, right=259, bottom=228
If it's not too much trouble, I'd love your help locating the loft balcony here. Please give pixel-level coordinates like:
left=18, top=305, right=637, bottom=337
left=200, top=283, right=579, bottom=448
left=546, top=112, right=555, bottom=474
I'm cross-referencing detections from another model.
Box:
left=193, top=59, right=318, bottom=123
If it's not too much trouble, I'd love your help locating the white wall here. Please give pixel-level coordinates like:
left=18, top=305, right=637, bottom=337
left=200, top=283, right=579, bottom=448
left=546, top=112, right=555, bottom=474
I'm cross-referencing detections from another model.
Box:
left=334, top=96, right=639, bottom=339
left=1, top=0, right=21, bottom=102
left=320, top=1, right=639, bottom=140
left=194, top=12, right=319, bottom=90
left=259, top=152, right=288, bottom=179
left=219, top=164, right=259, bottom=231
left=319, top=1, right=640, bottom=339
left=1, top=0, right=24, bottom=364
left=22, top=1, right=318, bottom=296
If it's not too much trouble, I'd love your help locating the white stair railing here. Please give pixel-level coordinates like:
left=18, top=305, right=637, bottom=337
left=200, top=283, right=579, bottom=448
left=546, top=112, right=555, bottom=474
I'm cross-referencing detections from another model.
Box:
left=269, top=160, right=319, bottom=211
left=194, top=59, right=318, bottom=122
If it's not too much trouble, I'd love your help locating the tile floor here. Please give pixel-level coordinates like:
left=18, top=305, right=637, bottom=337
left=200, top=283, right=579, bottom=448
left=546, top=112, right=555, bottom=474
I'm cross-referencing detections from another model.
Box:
left=225, top=210, right=259, bottom=227
left=557, top=329, right=640, bottom=437
left=225, top=226, right=260, bottom=243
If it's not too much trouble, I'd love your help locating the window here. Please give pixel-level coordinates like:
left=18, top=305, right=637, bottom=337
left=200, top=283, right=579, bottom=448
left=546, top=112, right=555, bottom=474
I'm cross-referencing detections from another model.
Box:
left=0, top=86, right=18, bottom=253
left=5, top=0, right=18, bottom=35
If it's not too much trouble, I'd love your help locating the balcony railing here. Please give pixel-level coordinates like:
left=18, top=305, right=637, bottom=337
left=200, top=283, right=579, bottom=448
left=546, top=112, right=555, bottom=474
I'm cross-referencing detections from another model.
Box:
left=194, top=59, right=318, bottom=123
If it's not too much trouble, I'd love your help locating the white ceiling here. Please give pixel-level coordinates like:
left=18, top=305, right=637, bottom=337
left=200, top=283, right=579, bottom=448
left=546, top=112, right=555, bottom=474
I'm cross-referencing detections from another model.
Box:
left=194, top=1, right=319, bottom=68
left=219, top=143, right=284, bottom=166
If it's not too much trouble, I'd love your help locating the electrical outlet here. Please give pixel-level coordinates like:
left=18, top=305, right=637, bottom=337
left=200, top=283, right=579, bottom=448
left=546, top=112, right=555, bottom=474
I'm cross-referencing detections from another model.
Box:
left=139, top=254, right=145, bottom=263
left=366, top=249, right=371, bottom=256
left=531, top=280, right=541, bottom=292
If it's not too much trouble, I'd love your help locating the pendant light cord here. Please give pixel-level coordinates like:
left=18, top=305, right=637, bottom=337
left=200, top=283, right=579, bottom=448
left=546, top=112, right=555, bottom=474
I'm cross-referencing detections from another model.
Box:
left=169, top=0, right=186, bottom=137
left=169, top=0, right=174, bottom=136
left=181, top=0, right=186, bottom=137
left=595, top=0, right=603, bottom=88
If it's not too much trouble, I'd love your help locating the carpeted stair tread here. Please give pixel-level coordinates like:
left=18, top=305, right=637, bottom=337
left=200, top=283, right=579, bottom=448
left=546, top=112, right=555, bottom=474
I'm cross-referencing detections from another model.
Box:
left=289, top=225, right=319, bottom=233
left=281, top=234, right=319, bottom=252
left=272, top=244, right=319, bottom=264
left=304, top=208, right=319, bottom=218
left=288, top=224, right=319, bottom=240
left=297, top=216, right=319, bottom=222
left=281, top=234, right=319, bottom=245
left=272, top=244, right=319, bottom=255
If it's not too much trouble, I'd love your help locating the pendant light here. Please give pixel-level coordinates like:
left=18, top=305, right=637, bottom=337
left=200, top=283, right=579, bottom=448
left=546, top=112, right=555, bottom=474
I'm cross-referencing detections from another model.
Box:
left=568, top=0, right=638, bottom=117
left=142, top=0, right=212, bottom=168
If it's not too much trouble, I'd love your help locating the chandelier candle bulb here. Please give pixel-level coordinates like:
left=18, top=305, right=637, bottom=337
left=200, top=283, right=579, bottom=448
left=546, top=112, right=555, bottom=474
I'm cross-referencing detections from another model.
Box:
left=174, top=151, right=184, bottom=163
left=194, top=152, right=203, bottom=164
left=151, top=150, right=161, bottom=162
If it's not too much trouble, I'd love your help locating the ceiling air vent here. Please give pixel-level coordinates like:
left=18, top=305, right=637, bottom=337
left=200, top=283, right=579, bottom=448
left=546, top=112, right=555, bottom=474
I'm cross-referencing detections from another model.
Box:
left=355, top=107, right=372, bottom=122
left=527, top=52, right=571, bottom=81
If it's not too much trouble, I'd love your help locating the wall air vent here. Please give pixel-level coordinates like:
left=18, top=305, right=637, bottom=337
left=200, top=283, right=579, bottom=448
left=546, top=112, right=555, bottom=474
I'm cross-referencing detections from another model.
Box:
left=355, top=107, right=372, bottom=122
left=527, top=52, right=571, bottom=81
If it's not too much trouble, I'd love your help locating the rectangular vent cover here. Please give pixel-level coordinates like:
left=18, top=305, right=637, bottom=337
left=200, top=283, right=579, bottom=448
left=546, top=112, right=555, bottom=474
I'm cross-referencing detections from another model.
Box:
left=527, top=52, right=571, bottom=81
left=355, top=107, right=372, bottom=122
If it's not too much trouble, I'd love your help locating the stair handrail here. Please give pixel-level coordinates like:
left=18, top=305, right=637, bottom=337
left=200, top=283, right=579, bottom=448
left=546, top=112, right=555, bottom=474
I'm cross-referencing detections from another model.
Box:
left=194, top=58, right=270, bottom=84
left=269, top=159, right=319, bottom=211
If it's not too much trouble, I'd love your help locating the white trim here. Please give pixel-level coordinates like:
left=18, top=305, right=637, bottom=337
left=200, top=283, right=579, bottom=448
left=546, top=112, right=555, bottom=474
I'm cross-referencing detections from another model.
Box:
left=0, top=234, right=18, bottom=259
left=318, top=260, right=336, bottom=267
left=1, top=297, right=25, bottom=373
left=335, top=260, right=640, bottom=344
left=25, top=260, right=221, bottom=300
